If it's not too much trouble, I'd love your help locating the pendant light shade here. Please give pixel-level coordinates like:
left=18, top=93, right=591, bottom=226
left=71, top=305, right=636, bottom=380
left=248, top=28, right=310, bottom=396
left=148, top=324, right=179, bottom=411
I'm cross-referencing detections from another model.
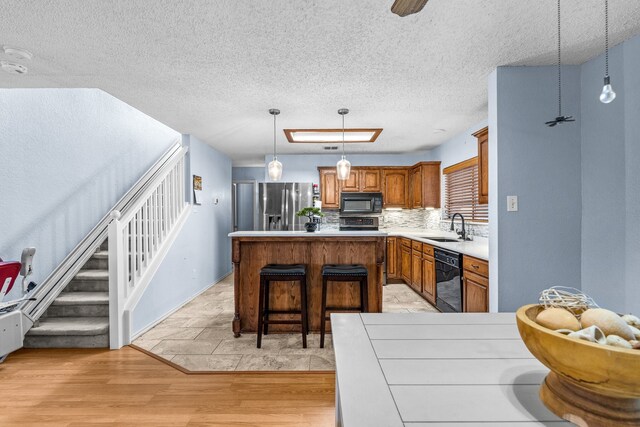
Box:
left=268, top=108, right=283, bottom=181
left=268, top=158, right=283, bottom=181
left=336, top=108, right=351, bottom=180
left=599, top=0, right=616, bottom=104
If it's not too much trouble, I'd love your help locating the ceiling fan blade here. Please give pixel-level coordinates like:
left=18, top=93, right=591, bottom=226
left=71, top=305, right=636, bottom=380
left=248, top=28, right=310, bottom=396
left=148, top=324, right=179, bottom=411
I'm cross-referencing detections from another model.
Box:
left=391, top=0, right=429, bottom=17
left=546, top=121, right=558, bottom=127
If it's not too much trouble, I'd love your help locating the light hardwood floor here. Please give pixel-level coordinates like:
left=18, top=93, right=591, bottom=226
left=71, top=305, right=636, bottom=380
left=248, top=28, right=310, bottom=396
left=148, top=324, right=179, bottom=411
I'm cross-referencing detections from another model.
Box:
left=0, top=347, right=335, bottom=426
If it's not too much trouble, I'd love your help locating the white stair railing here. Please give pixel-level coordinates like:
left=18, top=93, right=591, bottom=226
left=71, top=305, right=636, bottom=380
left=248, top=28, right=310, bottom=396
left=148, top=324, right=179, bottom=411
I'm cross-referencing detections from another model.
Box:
left=108, top=147, right=190, bottom=349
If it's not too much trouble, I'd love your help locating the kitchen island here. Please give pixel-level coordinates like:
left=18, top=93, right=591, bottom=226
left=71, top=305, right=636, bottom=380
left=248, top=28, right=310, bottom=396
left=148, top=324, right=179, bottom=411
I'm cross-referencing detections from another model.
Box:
left=228, top=230, right=386, bottom=336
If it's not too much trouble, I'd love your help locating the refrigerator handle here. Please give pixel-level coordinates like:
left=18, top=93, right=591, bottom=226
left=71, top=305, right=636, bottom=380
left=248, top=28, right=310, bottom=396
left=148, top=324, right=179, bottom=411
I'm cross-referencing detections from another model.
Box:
left=281, top=188, right=286, bottom=230
left=285, top=188, right=290, bottom=229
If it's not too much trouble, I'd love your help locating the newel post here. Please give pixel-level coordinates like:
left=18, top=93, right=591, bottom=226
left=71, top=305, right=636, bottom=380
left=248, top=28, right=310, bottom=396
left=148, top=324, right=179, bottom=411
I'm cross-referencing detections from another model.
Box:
left=108, top=210, right=126, bottom=349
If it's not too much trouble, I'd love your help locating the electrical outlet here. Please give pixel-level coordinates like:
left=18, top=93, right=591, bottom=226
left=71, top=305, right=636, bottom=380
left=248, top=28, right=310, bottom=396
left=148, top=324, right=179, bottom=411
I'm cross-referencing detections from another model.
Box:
left=507, top=195, right=518, bottom=212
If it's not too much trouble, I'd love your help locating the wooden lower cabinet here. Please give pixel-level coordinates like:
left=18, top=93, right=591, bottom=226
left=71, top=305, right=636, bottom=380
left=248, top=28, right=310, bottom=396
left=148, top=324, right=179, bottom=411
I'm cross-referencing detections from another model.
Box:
left=386, top=237, right=398, bottom=279
left=421, top=251, right=436, bottom=305
left=400, top=241, right=412, bottom=284
left=462, top=256, right=489, bottom=313
left=411, top=248, right=422, bottom=293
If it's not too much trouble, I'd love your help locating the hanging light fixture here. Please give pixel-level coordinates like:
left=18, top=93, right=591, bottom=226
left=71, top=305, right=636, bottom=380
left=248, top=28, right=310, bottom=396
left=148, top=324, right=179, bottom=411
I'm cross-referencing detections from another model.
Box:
left=267, top=108, right=283, bottom=181
left=545, top=0, right=575, bottom=127
left=336, top=108, right=351, bottom=180
left=599, top=0, right=616, bottom=103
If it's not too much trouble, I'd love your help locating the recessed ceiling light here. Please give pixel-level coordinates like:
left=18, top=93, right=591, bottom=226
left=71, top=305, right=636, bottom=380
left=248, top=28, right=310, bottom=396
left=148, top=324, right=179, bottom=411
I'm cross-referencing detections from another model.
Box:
left=3, top=46, right=33, bottom=61
left=1, top=61, right=28, bottom=74
left=284, top=128, right=383, bottom=144
left=433, top=128, right=446, bottom=134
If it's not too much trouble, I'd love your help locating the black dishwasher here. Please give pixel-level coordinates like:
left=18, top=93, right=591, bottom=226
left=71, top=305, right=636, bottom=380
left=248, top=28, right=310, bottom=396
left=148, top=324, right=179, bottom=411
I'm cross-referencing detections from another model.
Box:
left=434, top=248, right=463, bottom=313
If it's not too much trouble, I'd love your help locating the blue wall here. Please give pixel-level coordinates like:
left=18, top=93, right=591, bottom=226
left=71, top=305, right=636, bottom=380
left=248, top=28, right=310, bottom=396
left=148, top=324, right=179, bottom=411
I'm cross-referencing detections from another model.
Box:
left=0, top=89, right=180, bottom=300
left=232, top=167, right=264, bottom=182
left=131, top=135, right=233, bottom=335
left=581, top=35, right=640, bottom=314
left=491, top=66, right=583, bottom=312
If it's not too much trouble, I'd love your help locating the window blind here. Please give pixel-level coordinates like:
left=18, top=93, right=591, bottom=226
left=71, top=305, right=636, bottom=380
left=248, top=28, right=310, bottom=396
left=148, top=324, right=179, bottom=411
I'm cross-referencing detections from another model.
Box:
left=444, top=157, right=488, bottom=222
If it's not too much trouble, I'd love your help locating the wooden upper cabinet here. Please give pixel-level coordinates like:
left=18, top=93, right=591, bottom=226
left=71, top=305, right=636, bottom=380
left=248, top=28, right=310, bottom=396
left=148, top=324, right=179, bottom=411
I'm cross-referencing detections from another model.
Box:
left=410, top=167, right=422, bottom=208
left=382, top=168, right=409, bottom=208
left=360, top=169, right=381, bottom=192
left=340, top=169, right=360, bottom=192
left=409, top=162, right=441, bottom=209
left=473, top=127, right=489, bottom=205
left=318, top=167, right=339, bottom=209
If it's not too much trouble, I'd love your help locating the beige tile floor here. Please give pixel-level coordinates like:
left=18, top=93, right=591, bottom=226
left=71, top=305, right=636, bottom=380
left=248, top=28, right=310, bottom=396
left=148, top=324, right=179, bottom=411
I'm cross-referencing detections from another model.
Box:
left=133, top=274, right=438, bottom=372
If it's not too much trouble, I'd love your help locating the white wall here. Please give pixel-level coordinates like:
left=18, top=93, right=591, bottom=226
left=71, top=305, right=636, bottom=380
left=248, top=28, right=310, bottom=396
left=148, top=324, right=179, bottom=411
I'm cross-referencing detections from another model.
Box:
left=131, top=135, right=233, bottom=335
left=0, top=89, right=180, bottom=300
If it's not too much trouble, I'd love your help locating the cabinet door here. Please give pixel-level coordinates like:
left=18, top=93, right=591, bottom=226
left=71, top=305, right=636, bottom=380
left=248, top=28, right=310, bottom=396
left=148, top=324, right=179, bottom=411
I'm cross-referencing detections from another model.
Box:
left=382, top=169, right=409, bottom=208
left=360, top=169, right=382, bottom=192
left=411, top=248, right=422, bottom=293
left=463, top=271, right=488, bottom=312
left=319, top=168, right=339, bottom=209
left=340, top=169, right=360, bottom=192
left=421, top=255, right=436, bottom=304
left=474, top=127, right=489, bottom=205
left=400, top=246, right=412, bottom=284
left=386, top=237, right=398, bottom=279
left=420, top=163, right=441, bottom=209
left=410, top=167, right=422, bottom=208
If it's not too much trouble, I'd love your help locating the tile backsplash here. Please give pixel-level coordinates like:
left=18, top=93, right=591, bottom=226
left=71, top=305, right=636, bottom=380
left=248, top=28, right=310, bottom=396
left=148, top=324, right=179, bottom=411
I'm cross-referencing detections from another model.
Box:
left=322, top=209, right=488, bottom=238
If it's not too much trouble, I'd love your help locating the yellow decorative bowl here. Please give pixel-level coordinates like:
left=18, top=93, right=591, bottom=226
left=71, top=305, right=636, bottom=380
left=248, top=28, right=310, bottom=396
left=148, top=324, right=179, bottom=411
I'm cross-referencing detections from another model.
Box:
left=516, top=304, right=640, bottom=426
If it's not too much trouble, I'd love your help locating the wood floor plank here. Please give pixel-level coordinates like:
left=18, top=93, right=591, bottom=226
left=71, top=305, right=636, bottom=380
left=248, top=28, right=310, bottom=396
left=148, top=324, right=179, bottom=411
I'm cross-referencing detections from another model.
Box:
left=0, top=347, right=335, bottom=426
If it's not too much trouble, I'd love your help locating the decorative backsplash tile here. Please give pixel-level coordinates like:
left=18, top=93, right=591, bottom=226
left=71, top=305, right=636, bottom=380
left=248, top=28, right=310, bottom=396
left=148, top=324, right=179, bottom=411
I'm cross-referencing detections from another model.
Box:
left=321, top=209, right=489, bottom=238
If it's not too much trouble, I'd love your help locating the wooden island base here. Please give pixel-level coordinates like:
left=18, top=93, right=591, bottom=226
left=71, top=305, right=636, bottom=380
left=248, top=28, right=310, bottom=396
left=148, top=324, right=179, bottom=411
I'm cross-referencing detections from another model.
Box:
left=230, top=233, right=386, bottom=335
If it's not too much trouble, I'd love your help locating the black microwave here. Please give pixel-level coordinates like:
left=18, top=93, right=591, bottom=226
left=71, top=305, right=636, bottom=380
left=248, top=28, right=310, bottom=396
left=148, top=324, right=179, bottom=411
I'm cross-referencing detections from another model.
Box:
left=340, top=192, right=383, bottom=215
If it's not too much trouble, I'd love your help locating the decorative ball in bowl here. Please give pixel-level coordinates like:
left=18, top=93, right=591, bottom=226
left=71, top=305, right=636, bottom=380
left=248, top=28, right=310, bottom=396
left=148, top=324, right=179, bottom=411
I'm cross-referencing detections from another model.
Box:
left=516, top=304, right=640, bottom=426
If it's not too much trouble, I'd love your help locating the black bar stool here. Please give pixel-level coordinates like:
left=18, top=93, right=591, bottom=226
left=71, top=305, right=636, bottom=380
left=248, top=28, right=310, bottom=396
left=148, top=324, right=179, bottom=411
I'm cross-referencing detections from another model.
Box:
left=320, top=264, right=369, bottom=348
left=257, top=264, right=308, bottom=349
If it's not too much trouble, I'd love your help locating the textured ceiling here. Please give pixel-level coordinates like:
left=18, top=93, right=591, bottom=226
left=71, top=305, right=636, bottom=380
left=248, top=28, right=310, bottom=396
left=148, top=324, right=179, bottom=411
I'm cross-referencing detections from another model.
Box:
left=1, top=0, right=640, bottom=165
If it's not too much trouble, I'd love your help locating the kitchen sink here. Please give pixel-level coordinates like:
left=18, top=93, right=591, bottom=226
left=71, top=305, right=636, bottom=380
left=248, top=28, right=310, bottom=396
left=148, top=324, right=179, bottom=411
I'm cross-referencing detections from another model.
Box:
left=425, top=238, right=461, bottom=243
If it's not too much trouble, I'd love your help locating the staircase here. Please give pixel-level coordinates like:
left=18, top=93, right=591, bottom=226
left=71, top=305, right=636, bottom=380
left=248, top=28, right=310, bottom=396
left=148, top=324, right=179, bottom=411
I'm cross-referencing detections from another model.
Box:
left=24, top=240, right=110, bottom=348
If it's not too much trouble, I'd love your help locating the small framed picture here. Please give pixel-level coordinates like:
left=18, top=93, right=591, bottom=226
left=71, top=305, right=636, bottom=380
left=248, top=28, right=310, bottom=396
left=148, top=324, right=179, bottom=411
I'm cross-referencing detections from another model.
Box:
left=193, top=175, right=202, bottom=205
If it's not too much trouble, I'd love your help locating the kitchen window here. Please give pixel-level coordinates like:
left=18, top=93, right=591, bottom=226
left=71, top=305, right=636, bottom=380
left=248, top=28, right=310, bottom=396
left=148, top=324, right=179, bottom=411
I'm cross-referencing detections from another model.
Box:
left=443, top=157, right=488, bottom=222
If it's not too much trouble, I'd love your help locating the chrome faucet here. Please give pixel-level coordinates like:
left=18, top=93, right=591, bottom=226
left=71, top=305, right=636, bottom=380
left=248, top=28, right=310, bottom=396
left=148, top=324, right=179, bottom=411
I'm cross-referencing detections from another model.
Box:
left=450, top=213, right=469, bottom=241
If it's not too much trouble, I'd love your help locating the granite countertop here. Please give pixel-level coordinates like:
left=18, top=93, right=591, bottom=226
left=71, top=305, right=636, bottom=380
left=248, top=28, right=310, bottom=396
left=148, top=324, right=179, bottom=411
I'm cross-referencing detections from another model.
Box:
left=228, top=230, right=387, bottom=237
left=384, top=228, right=489, bottom=261
left=228, top=229, right=488, bottom=260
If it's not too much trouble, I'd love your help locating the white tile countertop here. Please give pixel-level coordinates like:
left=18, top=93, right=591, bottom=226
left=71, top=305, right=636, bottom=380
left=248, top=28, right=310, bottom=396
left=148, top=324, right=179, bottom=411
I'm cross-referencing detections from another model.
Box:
left=332, top=312, right=570, bottom=427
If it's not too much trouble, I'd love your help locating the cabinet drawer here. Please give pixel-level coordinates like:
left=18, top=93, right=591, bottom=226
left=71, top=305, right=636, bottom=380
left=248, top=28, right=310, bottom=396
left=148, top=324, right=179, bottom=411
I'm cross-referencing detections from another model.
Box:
left=411, top=240, right=423, bottom=252
left=463, top=256, right=489, bottom=278
left=400, top=238, right=411, bottom=249
left=422, top=244, right=434, bottom=257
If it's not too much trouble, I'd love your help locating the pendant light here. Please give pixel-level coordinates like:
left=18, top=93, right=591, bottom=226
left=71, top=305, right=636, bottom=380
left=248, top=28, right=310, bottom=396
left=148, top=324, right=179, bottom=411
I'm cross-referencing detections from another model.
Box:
left=336, top=108, right=351, bottom=180
left=545, top=0, right=575, bottom=127
left=599, top=0, right=616, bottom=103
left=267, top=108, right=283, bottom=181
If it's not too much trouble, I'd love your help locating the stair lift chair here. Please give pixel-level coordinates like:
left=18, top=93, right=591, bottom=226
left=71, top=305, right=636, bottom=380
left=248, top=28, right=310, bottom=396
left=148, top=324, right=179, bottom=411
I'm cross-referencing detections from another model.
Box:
left=0, top=248, right=36, bottom=362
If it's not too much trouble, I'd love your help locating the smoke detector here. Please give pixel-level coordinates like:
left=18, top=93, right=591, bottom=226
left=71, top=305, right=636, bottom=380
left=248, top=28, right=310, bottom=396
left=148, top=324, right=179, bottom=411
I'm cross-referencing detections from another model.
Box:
left=3, top=46, right=33, bottom=61
left=433, top=128, right=446, bottom=134
left=1, top=61, right=28, bottom=75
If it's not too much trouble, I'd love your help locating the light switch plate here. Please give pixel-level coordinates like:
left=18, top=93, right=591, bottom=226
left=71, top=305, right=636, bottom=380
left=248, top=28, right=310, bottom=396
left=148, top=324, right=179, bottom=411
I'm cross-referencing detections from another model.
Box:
left=507, top=195, right=518, bottom=212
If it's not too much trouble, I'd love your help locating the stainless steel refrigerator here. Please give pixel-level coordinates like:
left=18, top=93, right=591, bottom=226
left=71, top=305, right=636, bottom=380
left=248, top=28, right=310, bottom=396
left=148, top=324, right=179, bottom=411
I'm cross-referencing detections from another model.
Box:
left=258, top=182, right=313, bottom=231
